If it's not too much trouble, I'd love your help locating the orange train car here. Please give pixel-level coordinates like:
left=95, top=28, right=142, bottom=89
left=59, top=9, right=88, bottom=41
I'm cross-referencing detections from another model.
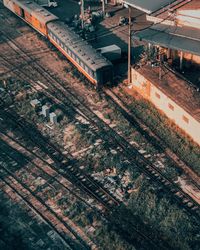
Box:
left=3, top=0, right=113, bottom=85
left=3, top=0, right=58, bottom=36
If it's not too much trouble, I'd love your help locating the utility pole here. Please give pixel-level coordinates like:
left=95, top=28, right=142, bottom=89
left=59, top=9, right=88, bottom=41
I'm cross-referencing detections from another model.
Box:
left=128, top=6, right=132, bottom=84
left=102, top=0, right=105, bottom=16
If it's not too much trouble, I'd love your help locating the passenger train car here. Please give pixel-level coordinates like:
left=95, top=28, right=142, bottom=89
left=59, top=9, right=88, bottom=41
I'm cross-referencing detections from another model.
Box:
left=3, top=0, right=113, bottom=85
left=47, top=21, right=113, bottom=85
left=3, top=0, right=58, bottom=35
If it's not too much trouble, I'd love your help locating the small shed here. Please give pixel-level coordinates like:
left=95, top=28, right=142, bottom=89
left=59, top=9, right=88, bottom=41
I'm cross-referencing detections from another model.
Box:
left=41, top=105, right=50, bottom=117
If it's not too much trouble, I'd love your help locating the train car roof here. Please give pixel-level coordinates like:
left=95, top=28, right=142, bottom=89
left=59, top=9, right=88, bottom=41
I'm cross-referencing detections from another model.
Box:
left=47, top=21, right=112, bottom=71
left=11, top=0, right=58, bottom=24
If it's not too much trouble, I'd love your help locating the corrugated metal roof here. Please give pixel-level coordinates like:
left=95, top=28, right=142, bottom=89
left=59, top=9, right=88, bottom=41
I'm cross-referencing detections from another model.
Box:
left=133, top=24, right=200, bottom=56
left=123, top=0, right=183, bottom=14
left=151, top=24, right=200, bottom=40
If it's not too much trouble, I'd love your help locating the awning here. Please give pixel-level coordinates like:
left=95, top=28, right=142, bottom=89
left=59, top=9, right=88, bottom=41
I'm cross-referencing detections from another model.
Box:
left=123, top=0, right=187, bottom=14
left=132, top=24, right=200, bottom=56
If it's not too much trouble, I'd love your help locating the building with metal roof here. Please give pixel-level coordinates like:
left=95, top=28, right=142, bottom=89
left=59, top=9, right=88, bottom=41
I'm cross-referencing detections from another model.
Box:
left=122, top=0, right=186, bottom=14
left=133, top=24, right=200, bottom=56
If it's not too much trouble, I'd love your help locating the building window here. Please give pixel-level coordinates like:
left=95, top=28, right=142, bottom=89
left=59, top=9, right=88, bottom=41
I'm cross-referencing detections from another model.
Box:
left=155, top=92, right=160, bottom=99
left=182, top=115, right=189, bottom=124
left=168, top=103, right=174, bottom=111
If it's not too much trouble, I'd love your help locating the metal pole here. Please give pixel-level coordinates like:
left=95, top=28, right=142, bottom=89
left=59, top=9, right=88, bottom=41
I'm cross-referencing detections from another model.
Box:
left=81, top=0, right=84, bottom=29
left=159, top=48, right=162, bottom=80
left=128, top=6, right=132, bottom=84
left=102, top=0, right=105, bottom=16
left=159, top=59, right=162, bottom=80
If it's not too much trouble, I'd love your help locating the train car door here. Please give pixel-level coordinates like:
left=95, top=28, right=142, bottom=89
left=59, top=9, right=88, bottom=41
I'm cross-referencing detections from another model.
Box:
left=20, top=8, right=25, bottom=19
left=20, top=8, right=25, bottom=18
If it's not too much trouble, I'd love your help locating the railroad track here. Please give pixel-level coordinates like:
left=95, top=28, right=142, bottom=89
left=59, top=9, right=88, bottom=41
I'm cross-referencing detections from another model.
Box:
left=0, top=138, right=99, bottom=249
left=1, top=28, right=200, bottom=220
left=1, top=9, right=198, bottom=249
left=0, top=27, right=166, bottom=248
left=104, top=87, right=200, bottom=190
left=0, top=32, right=121, bottom=210
left=0, top=128, right=165, bottom=249
left=0, top=174, right=74, bottom=250
left=0, top=130, right=101, bottom=211
left=0, top=106, right=120, bottom=210
left=0, top=153, right=91, bottom=250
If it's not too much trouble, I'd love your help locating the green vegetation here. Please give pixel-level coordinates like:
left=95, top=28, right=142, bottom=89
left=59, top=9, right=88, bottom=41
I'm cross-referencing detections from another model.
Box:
left=94, top=224, right=136, bottom=250
left=124, top=92, right=200, bottom=174
left=127, top=179, right=200, bottom=250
